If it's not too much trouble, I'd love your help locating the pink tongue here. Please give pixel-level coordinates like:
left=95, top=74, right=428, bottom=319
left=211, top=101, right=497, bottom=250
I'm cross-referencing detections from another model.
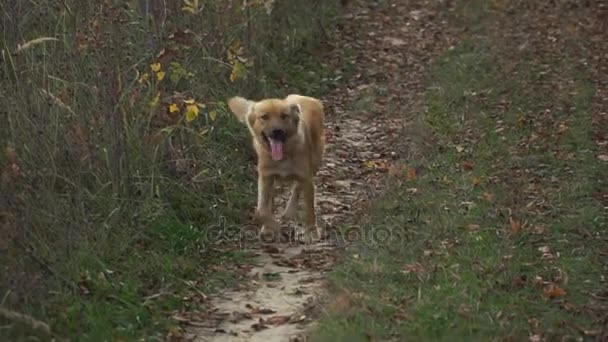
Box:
left=269, top=139, right=283, bottom=161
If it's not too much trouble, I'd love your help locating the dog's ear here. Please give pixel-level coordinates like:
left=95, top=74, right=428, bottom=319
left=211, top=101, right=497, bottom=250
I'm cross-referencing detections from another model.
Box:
left=228, top=96, right=254, bottom=123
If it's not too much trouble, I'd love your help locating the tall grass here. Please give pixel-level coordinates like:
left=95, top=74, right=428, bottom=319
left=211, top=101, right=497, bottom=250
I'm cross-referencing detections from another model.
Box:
left=0, top=0, right=341, bottom=338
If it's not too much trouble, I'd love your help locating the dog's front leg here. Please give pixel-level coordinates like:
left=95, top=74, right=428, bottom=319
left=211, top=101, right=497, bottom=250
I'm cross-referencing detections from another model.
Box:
left=255, top=175, right=279, bottom=234
left=302, top=179, right=320, bottom=239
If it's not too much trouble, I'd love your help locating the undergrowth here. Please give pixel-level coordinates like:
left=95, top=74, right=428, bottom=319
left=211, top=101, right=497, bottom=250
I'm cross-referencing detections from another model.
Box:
left=0, top=0, right=343, bottom=340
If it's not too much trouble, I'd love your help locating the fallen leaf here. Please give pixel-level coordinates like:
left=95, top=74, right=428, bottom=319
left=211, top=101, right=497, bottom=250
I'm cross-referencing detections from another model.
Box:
left=538, top=246, right=550, bottom=254
left=512, top=275, right=527, bottom=287
left=529, top=334, right=544, bottom=342
left=149, top=92, right=160, bottom=108
left=250, top=307, right=276, bottom=315
left=468, top=224, right=480, bottom=231
left=328, top=293, right=352, bottom=314
left=251, top=320, right=268, bottom=331
left=150, top=62, right=161, bottom=72
left=185, top=104, right=199, bottom=122
left=532, top=226, right=546, bottom=234
left=457, top=304, right=472, bottom=318
left=461, top=161, right=474, bottom=172
left=401, top=262, right=426, bottom=276
left=483, top=192, right=495, bottom=202
left=229, top=311, right=253, bottom=323
left=384, top=37, right=406, bottom=46
left=289, top=314, right=306, bottom=324
left=263, top=246, right=281, bottom=254
left=510, top=219, right=522, bottom=234
left=406, top=167, right=417, bottom=180
left=542, top=283, right=566, bottom=299
left=265, top=315, right=290, bottom=325
left=388, top=165, right=402, bottom=177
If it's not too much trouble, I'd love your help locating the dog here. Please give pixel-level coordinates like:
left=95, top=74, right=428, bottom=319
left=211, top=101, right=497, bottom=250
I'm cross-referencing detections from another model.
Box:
left=227, top=94, right=325, bottom=240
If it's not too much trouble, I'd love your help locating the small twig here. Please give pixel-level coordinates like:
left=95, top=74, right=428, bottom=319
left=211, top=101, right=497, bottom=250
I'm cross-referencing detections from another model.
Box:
left=171, top=315, right=210, bottom=327
left=13, top=37, right=59, bottom=54
left=142, top=291, right=170, bottom=306
left=38, top=88, right=76, bottom=117
left=59, top=0, right=72, bottom=14
left=0, top=290, right=11, bottom=306
left=0, top=307, right=51, bottom=336
left=178, top=279, right=208, bottom=301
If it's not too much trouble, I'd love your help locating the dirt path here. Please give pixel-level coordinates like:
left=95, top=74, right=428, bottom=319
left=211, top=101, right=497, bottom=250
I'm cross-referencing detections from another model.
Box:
left=190, top=112, right=396, bottom=341
left=190, top=1, right=453, bottom=341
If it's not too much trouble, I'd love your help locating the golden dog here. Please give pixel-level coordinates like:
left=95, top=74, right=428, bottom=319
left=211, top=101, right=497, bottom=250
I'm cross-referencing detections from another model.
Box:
left=227, top=94, right=325, bottom=240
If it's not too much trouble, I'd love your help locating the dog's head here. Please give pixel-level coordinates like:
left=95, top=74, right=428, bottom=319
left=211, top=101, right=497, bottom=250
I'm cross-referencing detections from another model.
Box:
left=228, top=96, right=301, bottom=161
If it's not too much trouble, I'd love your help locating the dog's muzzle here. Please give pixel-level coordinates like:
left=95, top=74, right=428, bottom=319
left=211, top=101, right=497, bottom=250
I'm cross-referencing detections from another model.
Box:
left=264, top=129, right=286, bottom=161
left=267, top=129, right=286, bottom=142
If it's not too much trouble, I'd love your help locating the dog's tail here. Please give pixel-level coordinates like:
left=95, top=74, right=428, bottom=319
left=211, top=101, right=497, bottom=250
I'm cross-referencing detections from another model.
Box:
left=227, top=96, right=254, bottom=123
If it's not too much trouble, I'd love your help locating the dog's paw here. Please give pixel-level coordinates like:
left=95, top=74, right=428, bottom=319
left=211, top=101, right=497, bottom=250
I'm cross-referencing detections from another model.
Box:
left=259, top=224, right=283, bottom=242
left=295, top=226, right=322, bottom=245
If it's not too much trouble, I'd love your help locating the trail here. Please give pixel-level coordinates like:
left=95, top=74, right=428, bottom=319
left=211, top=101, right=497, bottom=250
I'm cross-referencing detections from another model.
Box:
left=190, top=1, right=453, bottom=340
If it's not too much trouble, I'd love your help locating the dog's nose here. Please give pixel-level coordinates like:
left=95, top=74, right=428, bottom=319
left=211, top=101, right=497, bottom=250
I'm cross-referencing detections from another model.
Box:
left=268, top=129, right=285, bottom=141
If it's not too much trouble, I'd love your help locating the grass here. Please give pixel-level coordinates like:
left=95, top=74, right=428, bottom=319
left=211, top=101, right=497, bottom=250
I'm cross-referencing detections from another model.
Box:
left=0, top=0, right=343, bottom=340
left=310, top=2, right=607, bottom=341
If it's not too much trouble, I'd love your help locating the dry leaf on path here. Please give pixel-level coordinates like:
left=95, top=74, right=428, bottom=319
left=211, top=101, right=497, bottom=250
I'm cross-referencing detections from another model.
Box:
left=265, top=315, right=290, bottom=326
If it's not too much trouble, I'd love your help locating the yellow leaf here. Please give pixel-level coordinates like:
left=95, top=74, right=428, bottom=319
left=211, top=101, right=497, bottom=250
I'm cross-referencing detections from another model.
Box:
left=138, top=73, right=149, bottom=84
left=168, top=103, right=179, bottom=113
left=149, top=92, right=160, bottom=107
left=483, top=192, right=495, bottom=202
left=182, top=0, right=198, bottom=13
left=150, top=63, right=161, bottom=72
left=185, top=104, right=199, bottom=122
left=196, top=102, right=206, bottom=109
left=209, top=110, right=217, bottom=121
left=472, top=177, right=482, bottom=186
left=364, top=160, right=375, bottom=168
left=184, top=98, right=195, bottom=104
left=229, top=61, right=246, bottom=82
left=156, top=71, right=166, bottom=81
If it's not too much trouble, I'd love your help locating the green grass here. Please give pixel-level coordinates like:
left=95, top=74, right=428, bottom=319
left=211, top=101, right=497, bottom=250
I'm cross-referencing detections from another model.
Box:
left=310, top=3, right=607, bottom=341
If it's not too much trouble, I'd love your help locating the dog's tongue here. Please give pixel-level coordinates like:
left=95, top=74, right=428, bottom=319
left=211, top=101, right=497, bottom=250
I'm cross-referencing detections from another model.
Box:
left=268, top=139, right=283, bottom=161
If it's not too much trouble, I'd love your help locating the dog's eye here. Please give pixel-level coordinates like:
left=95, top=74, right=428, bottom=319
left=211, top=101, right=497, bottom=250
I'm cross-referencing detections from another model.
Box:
left=260, top=114, right=269, bottom=120
left=280, top=113, right=289, bottom=120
